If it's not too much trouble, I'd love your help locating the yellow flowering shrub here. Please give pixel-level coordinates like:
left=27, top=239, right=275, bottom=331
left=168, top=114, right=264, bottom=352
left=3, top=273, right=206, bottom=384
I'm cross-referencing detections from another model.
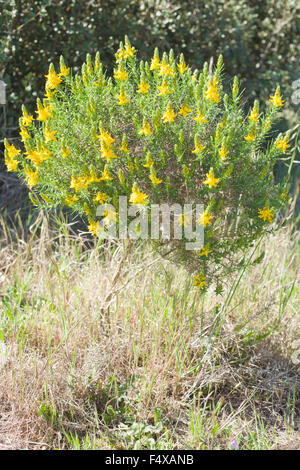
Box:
left=6, top=37, right=293, bottom=292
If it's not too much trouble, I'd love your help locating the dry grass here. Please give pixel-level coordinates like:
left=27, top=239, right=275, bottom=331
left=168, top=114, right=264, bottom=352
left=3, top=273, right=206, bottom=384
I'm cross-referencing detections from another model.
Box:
left=0, top=212, right=299, bottom=450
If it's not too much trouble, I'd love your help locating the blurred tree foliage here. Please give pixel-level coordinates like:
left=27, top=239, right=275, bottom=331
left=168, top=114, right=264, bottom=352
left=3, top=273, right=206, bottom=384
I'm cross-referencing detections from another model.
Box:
left=1, top=0, right=299, bottom=129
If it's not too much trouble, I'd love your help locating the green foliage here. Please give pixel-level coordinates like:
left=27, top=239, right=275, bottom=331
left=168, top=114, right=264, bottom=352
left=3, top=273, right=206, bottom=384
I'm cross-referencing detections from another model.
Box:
left=1, top=0, right=299, bottom=128
left=4, top=39, right=293, bottom=289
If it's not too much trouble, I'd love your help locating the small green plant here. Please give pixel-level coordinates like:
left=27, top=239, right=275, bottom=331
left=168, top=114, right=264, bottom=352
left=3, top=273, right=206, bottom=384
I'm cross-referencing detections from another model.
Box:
left=5, top=37, right=293, bottom=290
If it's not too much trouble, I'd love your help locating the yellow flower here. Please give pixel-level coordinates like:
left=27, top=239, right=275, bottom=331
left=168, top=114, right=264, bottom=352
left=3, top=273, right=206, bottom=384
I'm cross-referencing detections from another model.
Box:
left=36, top=103, right=52, bottom=121
left=269, top=88, right=284, bottom=107
left=6, top=159, right=19, bottom=172
left=137, top=81, right=150, bottom=94
left=150, top=55, right=160, bottom=70
left=143, top=155, right=154, bottom=167
left=179, top=103, right=193, bottom=117
left=219, top=143, right=229, bottom=160
left=276, top=136, right=290, bottom=154
left=115, top=47, right=126, bottom=62
left=149, top=174, right=162, bottom=185
left=129, top=186, right=148, bottom=205
left=45, top=67, right=62, bottom=90
left=159, top=58, right=174, bottom=77
left=192, top=139, right=205, bottom=154
left=100, top=169, right=113, bottom=181
left=199, top=246, right=212, bottom=257
left=22, top=110, right=34, bottom=127
left=116, top=91, right=130, bottom=105
left=5, top=143, right=21, bottom=159
left=119, top=142, right=129, bottom=153
left=100, top=144, right=118, bottom=162
left=25, top=146, right=51, bottom=166
left=44, top=127, right=57, bottom=142
left=20, top=127, right=30, bottom=141
left=88, top=219, right=100, bottom=236
left=103, top=208, right=118, bottom=224
left=97, top=128, right=115, bottom=147
left=197, top=210, right=213, bottom=227
left=193, top=275, right=207, bottom=290
left=44, top=86, right=56, bottom=101
left=59, top=64, right=70, bottom=77
left=124, top=43, right=136, bottom=58
left=94, top=192, right=108, bottom=204
left=258, top=206, right=274, bottom=223
left=176, top=213, right=190, bottom=227
left=248, top=108, right=259, bottom=122
left=138, top=121, right=152, bottom=136
left=114, top=65, right=128, bottom=81
left=87, top=170, right=101, bottom=184
left=70, top=176, right=88, bottom=192
left=157, top=79, right=172, bottom=96
left=162, top=103, right=177, bottom=123
left=205, top=78, right=220, bottom=103
left=244, top=131, right=255, bottom=141
left=193, top=110, right=208, bottom=123
left=203, top=168, right=220, bottom=188
left=177, top=60, right=188, bottom=75
left=61, top=146, right=72, bottom=158
left=65, top=194, right=78, bottom=207
left=25, top=169, right=39, bottom=188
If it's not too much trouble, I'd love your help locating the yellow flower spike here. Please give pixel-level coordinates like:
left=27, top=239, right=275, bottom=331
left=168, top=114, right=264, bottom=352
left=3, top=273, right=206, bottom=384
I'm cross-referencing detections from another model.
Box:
left=199, top=246, right=212, bottom=257
left=97, top=127, right=115, bottom=147
left=138, top=120, right=153, bottom=136
left=100, top=168, right=113, bottom=181
left=276, top=136, right=290, bottom=154
left=159, top=57, right=174, bottom=77
left=157, top=79, right=172, bottom=96
left=143, top=153, right=154, bottom=168
left=150, top=49, right=160, bottom=70
left=197, top=210, right=213, bottom=227
left=192, top=137, right=205, bottom=154
left=24, top=169, right=39, bottom=188
left=137, top=80, right=150, bottom=94
left=193, top=275, right=207, bottom=290
left=20, top=127, right=30, bottom=141
left=21, top=106, right=34, bottom=127
left=248, top=108, right=259, bottom=122
left=70, top=176, right=88, bottom=192
left=25, top=146, right=51, bottom=166
left=129, top=186, right=148, bottom=205
left=205, top=78, right=220, bottom=103
left=44, top=127, right=57, bottom=142
left=269, top=87, right=284, bottom=107
left=114, top=65, right=129, bottom=81
left=45, top=63, right=62, bottom=90
left=179, top=103, right=193, bottom=117
left=5, top=159, right=19, bottom=172
left=203, top=168, right=220, bottom=188
left=115, top=47, right=126, bottom=63
left=193, top=110, right=208, bottom=123
left=100, top=143, right=118, bottom=162
left=88, top=219, right=100, bottom=236
left=94, top=192, right=108, bottom=205
left=124, top=43, right=136, bottom=59
left=177, top=59, right=189, bottom=75
left=219, top=143, right=229, bottom=160
left=176, top=213, right=191, bottom=227
left=61, top=146, right=72, bottom=158
left=116, top=90, right=130, bottom=105
left=244, top=131, right=255, bottom=141
left=36, top=101, right=52, bottom=121
left=65, top=194, right=78, bottom=207
left=162, top=103, right=177, bottom=123
left=258, top=206, right=274, bottom=223
left=5, top=142, right=21, bottom=159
